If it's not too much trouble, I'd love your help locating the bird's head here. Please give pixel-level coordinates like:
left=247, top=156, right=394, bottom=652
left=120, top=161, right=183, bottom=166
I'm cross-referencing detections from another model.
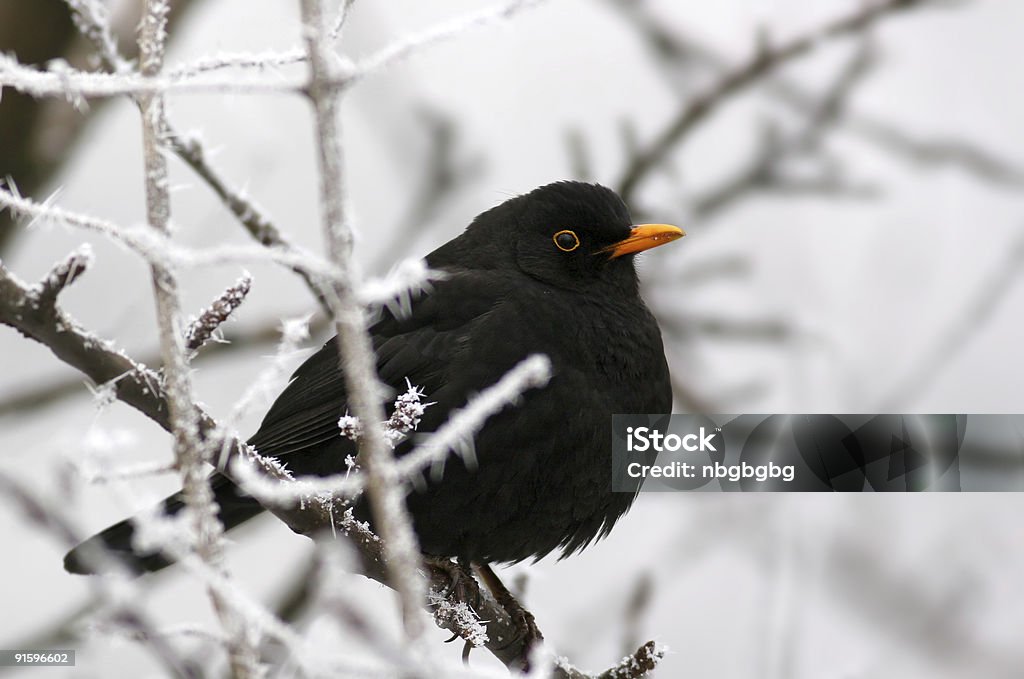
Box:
left=438, top=181, right=684, bottom=292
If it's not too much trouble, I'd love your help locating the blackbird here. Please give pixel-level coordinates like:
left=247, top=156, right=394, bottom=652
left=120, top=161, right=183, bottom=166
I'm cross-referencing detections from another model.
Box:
left=64, top=180, right=683, bottom=575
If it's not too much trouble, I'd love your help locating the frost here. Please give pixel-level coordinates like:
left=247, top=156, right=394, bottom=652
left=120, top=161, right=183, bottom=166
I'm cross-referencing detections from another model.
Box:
left=428, top=591, right=488, bottom=648
left=357, top=258, right=444, bottom=317
left=337, top=380, right=431, bottom=448
left=184, top=272, right=252, bottom=352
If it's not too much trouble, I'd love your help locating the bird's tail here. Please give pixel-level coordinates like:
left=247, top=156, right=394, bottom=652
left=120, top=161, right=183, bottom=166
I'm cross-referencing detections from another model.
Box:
left=63, top=475, right=264, bottom=576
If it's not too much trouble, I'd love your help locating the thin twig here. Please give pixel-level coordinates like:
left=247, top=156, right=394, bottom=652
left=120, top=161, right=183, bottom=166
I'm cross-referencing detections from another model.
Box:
left=298, top=0, right=428, bottom=644
left=609, top=0, right=1024, bottom=189
left=137, top=2, right=260, bottom=675
left=346, top=0, right=545, bottom=88
left=232, top=355, right=551, bottom=503
left=163, top=132, right=330, bottom=312
left=34, top=245, right=95, bottom=308
left=616, top=0, right=941, bottom=204
left=184, top=272, right=252, bottom=353
left=0, top=186, right=350, bottom=284
left=61, top=0, right=329, bottom=310
left=691, top=40, right=879, bottom=220
left=0, top=473, right=204, bottom=679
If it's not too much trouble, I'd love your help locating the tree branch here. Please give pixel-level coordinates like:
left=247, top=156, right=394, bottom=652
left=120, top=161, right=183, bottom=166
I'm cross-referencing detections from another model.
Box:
left=298, top=0, right=429, bottom=644
left=616, top=0, right=941, bottom=204
left=137, top=2, right=260, bottom=674
left=609, top=0, right=1024, bottom=190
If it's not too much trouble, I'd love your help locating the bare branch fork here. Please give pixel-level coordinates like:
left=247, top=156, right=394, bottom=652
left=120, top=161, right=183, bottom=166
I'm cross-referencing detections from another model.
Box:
left=609, top=0, right=1024, bottom=189
left=615, top=0, right=944, bottom=204
left=61, top=0, right=330, bottom=311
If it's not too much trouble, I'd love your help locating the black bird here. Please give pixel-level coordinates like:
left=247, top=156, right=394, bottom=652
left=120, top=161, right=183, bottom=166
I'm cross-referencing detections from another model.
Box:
left=64, top=181, right=683, bottom=575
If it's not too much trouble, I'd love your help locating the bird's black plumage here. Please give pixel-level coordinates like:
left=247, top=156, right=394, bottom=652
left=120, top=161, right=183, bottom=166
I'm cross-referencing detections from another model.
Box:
left=64, top=181, right=681, bottom=574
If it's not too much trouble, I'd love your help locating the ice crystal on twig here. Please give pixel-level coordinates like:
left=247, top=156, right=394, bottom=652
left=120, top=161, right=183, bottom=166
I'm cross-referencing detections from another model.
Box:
left=184, top=272, right=252, bottom=352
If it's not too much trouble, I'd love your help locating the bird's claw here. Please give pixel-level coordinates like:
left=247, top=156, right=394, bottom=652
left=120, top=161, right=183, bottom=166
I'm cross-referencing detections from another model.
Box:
left=496, top=597, right=543, bottom=654
left=425, top=556, right=482, bottom=610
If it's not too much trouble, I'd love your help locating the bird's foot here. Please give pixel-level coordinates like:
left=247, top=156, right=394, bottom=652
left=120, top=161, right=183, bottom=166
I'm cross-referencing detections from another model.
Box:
left=474, top=563, right=544, bottom=660
left=503, top=603, right=543, bottom=656
left=424, top=555, right=482, bottom=610
left=424, top=557, right=487, bottom=663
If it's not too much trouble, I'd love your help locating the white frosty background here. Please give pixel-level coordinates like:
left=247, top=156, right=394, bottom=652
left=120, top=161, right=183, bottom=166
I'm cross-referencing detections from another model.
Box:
left=2, top=0, right=1024, bottom=677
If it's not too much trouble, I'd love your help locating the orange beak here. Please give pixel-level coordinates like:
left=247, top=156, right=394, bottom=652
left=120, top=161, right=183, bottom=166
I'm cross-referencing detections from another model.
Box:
left=604, top=224, right=685, bottom=259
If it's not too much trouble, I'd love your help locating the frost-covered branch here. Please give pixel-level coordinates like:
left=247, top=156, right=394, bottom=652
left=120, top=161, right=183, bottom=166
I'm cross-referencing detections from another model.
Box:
left=33, top=244, right=95, bottom=308
left=0, top=260, right=170, bottom=430
left=357, top=258, right=445, bottom=311
left=0, top=52, right=298, bottom=100
left=162, top=131, right=331, bottom=311
left=1, top=1, right=550, bottom=100
left=0, top=473, right=202, bottom=679
left=58, top=2, right=332, bottom=311
left=610, top=0, right=1024, bottom=189
left=136, top=2, right=260, bottom=675
left=0, top=185, right=343, bottom=283
left=347, top=0, right=546, bottom=87
left=183, top=272, right=252, bottom=353
left=397, top=354, right=550, bottom=479
left=233, top=355, right=551, bottom=505
left=616, top=0, right=942, bottom=203
left=299, top=0, right=428, bottom=643
left=165, top=48, right=308, bottom=80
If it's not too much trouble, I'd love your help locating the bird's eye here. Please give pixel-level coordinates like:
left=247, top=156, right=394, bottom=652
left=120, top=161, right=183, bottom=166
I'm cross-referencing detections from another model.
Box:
left=553, top=230, right=580, bottom=252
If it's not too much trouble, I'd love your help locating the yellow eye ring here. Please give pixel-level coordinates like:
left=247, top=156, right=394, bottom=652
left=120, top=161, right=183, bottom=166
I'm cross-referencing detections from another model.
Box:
left=553, top=230, right=580, bottom=252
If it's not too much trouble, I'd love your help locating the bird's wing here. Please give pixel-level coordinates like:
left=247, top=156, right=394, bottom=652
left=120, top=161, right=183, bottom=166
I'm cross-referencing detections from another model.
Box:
left=247, top=270, right=509, bottom=461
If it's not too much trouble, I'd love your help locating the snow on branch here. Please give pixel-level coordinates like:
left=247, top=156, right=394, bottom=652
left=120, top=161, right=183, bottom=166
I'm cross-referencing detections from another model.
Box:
left=299, top=0, right=430, bottom=644
left=397, top=354, right=551, bottom=478
left=33, top=244, right=94, bottom=307
left=131, top=530, right=364, bottom=678
left=2, top=1, right=551, bottom=101
left=136, top=1, right=261, bottom=672
left=184, top=272, right=252, bottom=353
left=347, top=0, right=548, bottom=86
left=336, top=380, right=430, bottom=449
left=0, top=52, right=297, bottom=100
left=357, top=258, right=446, bottom=313
left=0, top=185, right=343, bottom=282
left=165, top=48, right=308, bottom=80
left=235, top=355, right=550, bottom=505
left=1, top=187, right=441, bottom=320
left=58, top=0, right=330, bottom=312
left=556, top=640, right=667, bottom=679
